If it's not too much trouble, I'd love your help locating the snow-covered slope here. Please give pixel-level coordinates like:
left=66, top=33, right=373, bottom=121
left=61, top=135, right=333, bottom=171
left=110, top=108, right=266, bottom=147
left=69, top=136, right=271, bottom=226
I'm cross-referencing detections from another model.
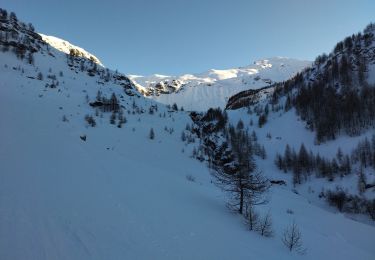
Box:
left=130, top=57, right=311, bottom=111
left=1, top=10, right=374, bottom=260
left=227, top=24, right=375, bottom=112
left=39, top=33, right=103, bottom=66
left=1, top=49, right=375, bottom=260
left=217, top=22, right=375, bottom=227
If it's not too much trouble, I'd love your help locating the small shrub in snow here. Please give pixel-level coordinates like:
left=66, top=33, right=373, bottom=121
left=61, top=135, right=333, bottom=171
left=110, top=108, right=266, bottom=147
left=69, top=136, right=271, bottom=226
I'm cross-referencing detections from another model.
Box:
left=37, top=72, right=43, bottom=80
left=181, top=131, right=186, bottom=142
left=191, top=148, right=197, bottom=158
left=149, top=128, right=155, bottom=140
left=117, top=110, right=126, bottom=128
left=172, top=103, right=178, bottom=111
left=286, top=208, right=294, bottom=215
left=85, top=115, right=96, bottom=127
left=257, top=212, right=273, bottom=237
left=186, top=174, right=196, bottom=182
left=258, top=113, right=267, bottom=128
left=148, top=106, right=154, bottom=115
left=282, top=222, right=305, bottom=253
left=236, top=119, right=244, bottom=130
left=367, top=200, right=375, bottom=220
left=110, top=112, right=116, bottom=125
left=357, top=168, right=367, bottom=194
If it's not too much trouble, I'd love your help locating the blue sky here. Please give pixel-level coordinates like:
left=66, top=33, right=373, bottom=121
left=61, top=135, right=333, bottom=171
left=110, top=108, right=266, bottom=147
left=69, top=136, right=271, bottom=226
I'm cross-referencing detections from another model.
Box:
left=2, top=0, right=375, bottom=75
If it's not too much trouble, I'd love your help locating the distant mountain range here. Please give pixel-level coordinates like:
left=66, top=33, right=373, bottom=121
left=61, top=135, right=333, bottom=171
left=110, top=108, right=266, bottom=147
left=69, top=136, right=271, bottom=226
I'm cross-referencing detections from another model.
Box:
left=129, top=57, right=310, bottom=111
left=39, top=33, right=310, bottom=112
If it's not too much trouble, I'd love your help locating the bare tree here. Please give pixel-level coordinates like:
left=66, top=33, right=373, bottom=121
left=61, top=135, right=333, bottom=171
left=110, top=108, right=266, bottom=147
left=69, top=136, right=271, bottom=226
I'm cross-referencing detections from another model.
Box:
left=211, top=127, right=269, bottom=214
left=357, top=167, right=367, bottom=194
left=244, top=202, right=259, bottom=231
left=282, top=222, right=304, bottom=253
left=257, top=212, right=273, bottom=237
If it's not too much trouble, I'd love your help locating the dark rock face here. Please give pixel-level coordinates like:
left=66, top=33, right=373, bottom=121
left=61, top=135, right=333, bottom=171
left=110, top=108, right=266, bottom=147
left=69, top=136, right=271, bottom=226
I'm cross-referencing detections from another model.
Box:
left=270, top=180, right=287, bottom=186
left=225, top=87, right=270, bottom=110
left=89, top=101, right=104, bottom=108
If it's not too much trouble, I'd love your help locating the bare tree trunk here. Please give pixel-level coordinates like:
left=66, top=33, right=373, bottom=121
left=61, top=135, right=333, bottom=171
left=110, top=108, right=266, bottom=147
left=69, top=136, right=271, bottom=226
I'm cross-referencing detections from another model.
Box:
left=239, top=186, right=244, bottom=214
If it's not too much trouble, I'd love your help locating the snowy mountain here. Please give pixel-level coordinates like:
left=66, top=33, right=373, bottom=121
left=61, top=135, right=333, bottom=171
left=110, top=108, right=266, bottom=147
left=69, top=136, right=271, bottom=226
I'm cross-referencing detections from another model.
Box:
left=0, top=8, right=375, bottom=260
left=39, top=33, right=103, bottom=66
left=129, top=57, right=311, bottom=111
left=207, top=22, right=375, bottom=232
left=185, top=23, right=375, bottom=255
left=225, top=23, right=375, bottom=141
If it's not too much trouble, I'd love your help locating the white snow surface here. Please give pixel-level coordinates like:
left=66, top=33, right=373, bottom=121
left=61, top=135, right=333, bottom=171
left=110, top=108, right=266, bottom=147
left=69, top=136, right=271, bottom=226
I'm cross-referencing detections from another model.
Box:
left=129, top=57, right=311, bottom=111
left=39, top=33, right=103, bottom=66
left=0, top=35, right=374, bottom=260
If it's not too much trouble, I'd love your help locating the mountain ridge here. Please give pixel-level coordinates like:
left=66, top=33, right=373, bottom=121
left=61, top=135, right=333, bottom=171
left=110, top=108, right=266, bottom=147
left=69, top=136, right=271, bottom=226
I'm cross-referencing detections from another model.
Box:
left=39, top=33, right=103, bottom=66
left=130, top=57, right=311, bottom=111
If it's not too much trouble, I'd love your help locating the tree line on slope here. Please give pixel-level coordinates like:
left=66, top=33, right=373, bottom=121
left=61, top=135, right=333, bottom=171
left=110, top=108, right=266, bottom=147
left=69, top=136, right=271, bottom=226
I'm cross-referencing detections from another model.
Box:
left=274, top=135, right=375, bottom=220
left=269, top=23, right=375, bottom=143
left=0, top=8, right=38, bottom=64
left=187, top=108, right=306, bottom=252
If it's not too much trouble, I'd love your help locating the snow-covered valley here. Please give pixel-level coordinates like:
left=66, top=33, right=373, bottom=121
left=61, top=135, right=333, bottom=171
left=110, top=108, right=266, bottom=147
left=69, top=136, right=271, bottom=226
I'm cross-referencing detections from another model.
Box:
left=0, top=8, right=375, bottom=260
left=1, top=51, right=374, bottom=259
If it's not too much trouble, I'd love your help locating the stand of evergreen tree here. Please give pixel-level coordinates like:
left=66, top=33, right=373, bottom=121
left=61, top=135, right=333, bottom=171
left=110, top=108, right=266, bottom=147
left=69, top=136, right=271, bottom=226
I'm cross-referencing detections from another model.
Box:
left=270, top=23, right=375, bottom=143
left=275, top=136, right=375, bottom=185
